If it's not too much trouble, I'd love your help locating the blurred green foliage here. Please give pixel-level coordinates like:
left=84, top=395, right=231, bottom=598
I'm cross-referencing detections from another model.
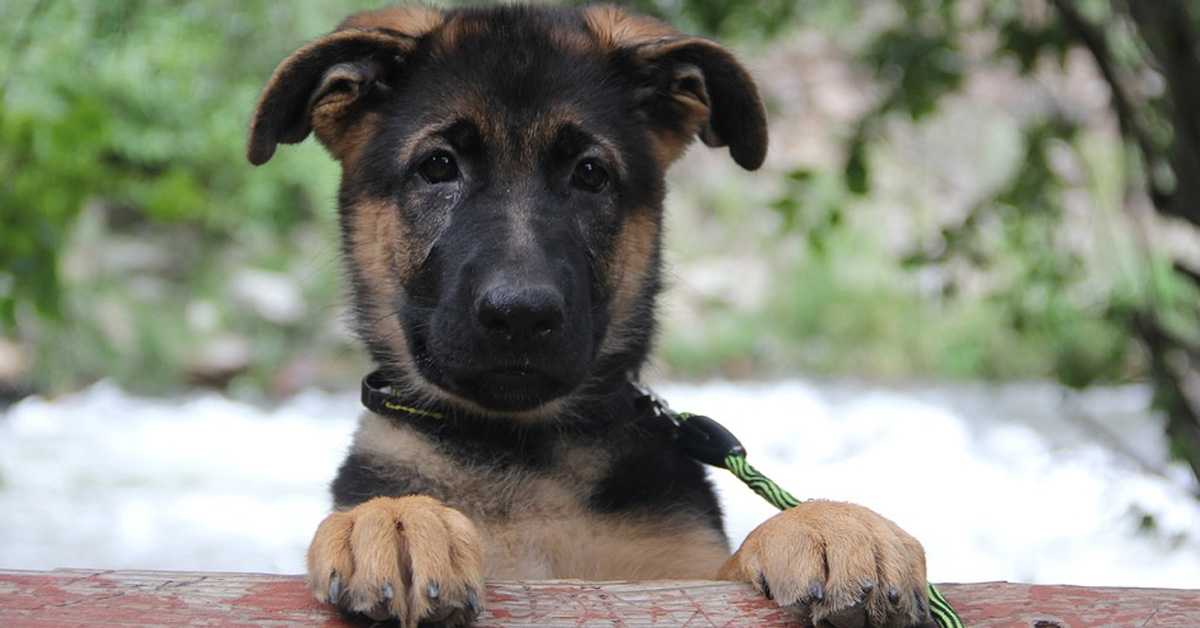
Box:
left=654, top=0, right=1200, bottom=478
left=815, top=0, right=1200, bottom=477
left=0, top=0, right=402, bottom=392
left=1, top=0, right=1198, bottom=486
left=0, top=0, right=843, bottom=395
left=1, top=0, right=379, bottom=326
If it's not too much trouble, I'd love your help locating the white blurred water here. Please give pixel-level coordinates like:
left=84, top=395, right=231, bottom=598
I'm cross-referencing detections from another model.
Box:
left=1, top=379, right=1198, bottom=587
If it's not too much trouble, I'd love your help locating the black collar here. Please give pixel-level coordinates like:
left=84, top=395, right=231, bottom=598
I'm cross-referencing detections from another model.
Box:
left=361, top=370, right=449, bottom=426
left=360, top=370, right=744, bottom=468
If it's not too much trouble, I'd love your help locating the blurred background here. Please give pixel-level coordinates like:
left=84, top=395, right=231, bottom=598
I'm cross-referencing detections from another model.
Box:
left=2, top=0, right=1199, bottom=583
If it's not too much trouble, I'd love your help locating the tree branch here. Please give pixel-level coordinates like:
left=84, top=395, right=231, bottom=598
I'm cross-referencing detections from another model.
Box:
left=1048, top=0, right=1164, bottom=200
left=1126, top=0, right=1200, bottom=228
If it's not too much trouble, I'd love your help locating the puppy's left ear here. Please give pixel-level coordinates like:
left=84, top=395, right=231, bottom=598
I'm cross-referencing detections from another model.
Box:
left=586, top=7, right=768, bottom=170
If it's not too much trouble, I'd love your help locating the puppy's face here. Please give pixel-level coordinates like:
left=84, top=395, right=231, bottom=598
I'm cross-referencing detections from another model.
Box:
left=249, top=5, right=766, bottom=417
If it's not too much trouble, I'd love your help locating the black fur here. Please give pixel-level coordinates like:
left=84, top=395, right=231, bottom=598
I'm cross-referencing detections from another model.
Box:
left=251, top=9, right=937, bottom=628
left=249, top=0, right=767, bottom=583
left=342, top=10, right=667, bottom=412
left=334, top=384, right=726, bottom=537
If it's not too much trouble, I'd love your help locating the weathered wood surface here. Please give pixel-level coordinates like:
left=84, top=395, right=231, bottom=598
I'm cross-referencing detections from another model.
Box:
left=1, top=570, right=1198, bottom=627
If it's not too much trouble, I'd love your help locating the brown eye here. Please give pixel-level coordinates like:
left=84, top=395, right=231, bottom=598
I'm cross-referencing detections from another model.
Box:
left=571, top=158, right=609, bottom=192
left=419, top=151, right=459, bottom=183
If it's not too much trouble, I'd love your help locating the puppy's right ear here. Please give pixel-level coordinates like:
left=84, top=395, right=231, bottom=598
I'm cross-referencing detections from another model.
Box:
left=247, top=6, right=443, bottom=166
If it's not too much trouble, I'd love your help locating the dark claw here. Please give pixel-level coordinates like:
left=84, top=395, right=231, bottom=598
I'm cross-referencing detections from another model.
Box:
left=809, top=580, right=825, bottom=601
left=426, top=581, right=441, bottom=600
left=887, top=588, right=901, bottom=604
left=824, top=604, right=868, bottom=628
left=329, top=573, right=341, bottom=602
left=861, top=579, right=874, bottom=594
left=382, top=582, right=395, bottom=601
left=757, top=573, right=774, bottom=601
left=916, top=590, right=927, bottom=615
left=467, top=589, right=481, bottom=616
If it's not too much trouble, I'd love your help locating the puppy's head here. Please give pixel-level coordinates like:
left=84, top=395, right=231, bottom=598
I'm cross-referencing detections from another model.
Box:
left=249, top=4, right=767, bottom=418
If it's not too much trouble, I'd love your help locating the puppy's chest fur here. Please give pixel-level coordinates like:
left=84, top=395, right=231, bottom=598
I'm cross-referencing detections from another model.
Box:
left=332, top=413, right=731, bottom=580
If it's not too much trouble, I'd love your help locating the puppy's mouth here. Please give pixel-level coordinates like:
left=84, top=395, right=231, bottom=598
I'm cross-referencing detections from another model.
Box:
left=410, top=332, right=579, bottom=413
left=454, top=367, right=573, bottom=413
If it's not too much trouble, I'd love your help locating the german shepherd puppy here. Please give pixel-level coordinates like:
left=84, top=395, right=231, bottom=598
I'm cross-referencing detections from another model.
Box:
left=249, top=4, right=933, bottom=628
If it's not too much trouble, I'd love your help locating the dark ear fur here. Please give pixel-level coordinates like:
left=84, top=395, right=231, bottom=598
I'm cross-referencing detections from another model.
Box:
left=250, top=5, right=766, bottom=169
left=247, top=6, right=445, bottom=166
left=645, top=40, right=769, bottom=170
left=247, top=31, right=402, bottom=165
left=583, top=5, right=768, bottom=170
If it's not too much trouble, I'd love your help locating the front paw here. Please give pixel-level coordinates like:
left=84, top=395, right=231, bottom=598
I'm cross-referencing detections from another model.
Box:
left=307, top=495, right=485, bottom=627
left=718, top=500, right=933, bottom=628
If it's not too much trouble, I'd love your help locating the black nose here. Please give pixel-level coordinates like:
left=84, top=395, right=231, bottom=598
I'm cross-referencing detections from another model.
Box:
left=475, top=282, right=564, bottom=346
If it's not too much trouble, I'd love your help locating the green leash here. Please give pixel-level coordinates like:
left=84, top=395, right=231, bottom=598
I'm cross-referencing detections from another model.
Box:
left=651, top=398, right=965, bottom=628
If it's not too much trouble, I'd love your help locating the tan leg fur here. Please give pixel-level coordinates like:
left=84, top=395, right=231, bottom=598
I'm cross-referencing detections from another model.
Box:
left=308, top=496, right=485, bottom=628
left=718, top=500, right=932, bottom=628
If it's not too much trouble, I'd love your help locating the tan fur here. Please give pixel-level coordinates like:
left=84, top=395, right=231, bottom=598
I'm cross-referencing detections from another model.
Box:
left=245, top=31, right=407, bottom=165
left=597, top=211, right=658, bottom=360
left=582, top=6, right=725, bottom=169
left=487, top=515, right=729, bottom=581
left=346, top=197, right=412, bottom=342
left=313, top=104, right=379, bottom=169
left=308, top=495, right=485, bottom=625
left=344, top=198, right=470, bottom=415
left=337, top=4, right=445, bottom=35
left=718, top=500, right=930, bottom=627
left=652, top=61, right=718, bottom=165
left=344, top=196, right=496, bottom=418
left=349, top=415, right=730, bottom=581
left=647, top=121, right=702, bottom=169
left=582, top=5, right=678, bottom=52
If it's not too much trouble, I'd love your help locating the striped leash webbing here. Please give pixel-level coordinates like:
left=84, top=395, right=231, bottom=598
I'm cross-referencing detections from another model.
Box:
left=655, top=400, right=964, bottom=628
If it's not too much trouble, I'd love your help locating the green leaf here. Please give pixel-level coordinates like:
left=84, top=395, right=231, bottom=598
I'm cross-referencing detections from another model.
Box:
left=845, top=136, right=870, bottom=195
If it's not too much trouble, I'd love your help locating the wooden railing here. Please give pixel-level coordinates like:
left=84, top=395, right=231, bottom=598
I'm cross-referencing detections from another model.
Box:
left=2, top=569, right=1198, bottom=627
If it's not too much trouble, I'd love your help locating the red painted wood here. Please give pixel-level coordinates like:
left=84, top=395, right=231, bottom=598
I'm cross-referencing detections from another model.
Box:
left=0, top=570, right=344, bottom=628
left=1, top=570, right=1198, bottom=627
left=943, top=581, right=1200, bottom=628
